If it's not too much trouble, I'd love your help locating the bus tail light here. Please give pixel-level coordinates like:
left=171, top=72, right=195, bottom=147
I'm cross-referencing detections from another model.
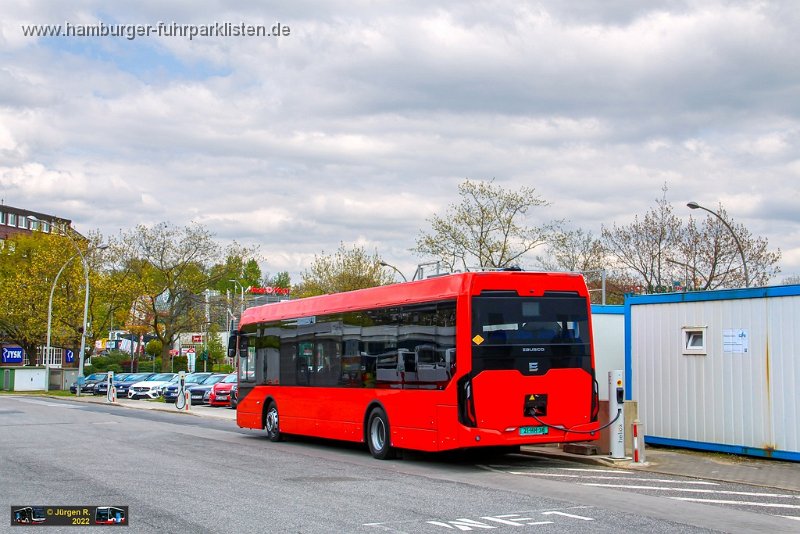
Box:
left=458, top=376, right=477, bottom=427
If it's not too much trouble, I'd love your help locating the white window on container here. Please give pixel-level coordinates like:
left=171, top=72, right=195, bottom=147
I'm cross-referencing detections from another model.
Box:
left=682, top=327, right=707, bottom=355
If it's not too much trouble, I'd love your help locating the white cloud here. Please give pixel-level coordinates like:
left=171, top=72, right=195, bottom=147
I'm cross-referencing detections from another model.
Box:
left=0, top=0, right=798, bottom=283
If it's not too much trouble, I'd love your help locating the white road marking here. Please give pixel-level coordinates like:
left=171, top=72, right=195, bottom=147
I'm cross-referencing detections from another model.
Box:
left=479, top=515, right=531, bottom=526
left=778, top=516, right=800, bottom=521
left=541, top=511, right=594, bottom=521
left=579, top=483, right=798, bottom=498
left=559, top=467, right=631, bottom=474
left=670, top=498, right=800, bottom=510
left=508, top=472, right=718, bottom=485
left=427, top=518, right=498, bottom=530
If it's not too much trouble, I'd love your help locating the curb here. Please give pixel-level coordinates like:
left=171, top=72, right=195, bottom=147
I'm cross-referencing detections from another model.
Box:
left=519, top=447, right=636, bottom=469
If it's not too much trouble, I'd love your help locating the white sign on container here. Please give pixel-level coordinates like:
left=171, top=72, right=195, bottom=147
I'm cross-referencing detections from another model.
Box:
left=723, top=329, right=749, bottom=353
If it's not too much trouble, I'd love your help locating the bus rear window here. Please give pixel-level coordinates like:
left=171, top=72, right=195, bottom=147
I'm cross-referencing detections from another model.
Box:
left=471, top=295, right=591, bottom=374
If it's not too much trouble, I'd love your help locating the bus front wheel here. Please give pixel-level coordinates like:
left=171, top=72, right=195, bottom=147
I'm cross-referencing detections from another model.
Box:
left=265, top=401, right=282, bottom=442
left=367, top=407, right=394, bottom=460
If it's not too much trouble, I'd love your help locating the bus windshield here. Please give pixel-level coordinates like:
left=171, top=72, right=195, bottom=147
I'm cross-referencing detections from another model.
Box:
left=471, top=292, right=591, bottom=374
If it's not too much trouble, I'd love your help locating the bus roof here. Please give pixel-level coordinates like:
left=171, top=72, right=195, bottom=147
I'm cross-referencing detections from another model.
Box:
left=240, top=271, right=587, bottom=327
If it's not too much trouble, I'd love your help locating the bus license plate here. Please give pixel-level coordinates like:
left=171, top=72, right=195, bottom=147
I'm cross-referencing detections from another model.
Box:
left=519, top=426, right=548, bottom=436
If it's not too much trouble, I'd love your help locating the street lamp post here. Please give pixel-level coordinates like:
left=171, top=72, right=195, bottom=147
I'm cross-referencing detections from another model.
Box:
left=46, top=254, right=79, bottom=367
left=687, top=201, right=750, bottom=288
left=379, top=261, right=407, bottom=282
left=229, top=279, right=245, bottom=317
left=45, top=239, right=108, bottom=396
left=581, top=269, right=607, bottom=305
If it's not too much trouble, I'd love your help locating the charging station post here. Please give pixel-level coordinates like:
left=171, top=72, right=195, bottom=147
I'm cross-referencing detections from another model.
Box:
left=175, top=371, right=190, bottom=411
left=106, top=371, right=116, bottom=404
left=608, top=370, right=625, bottom=459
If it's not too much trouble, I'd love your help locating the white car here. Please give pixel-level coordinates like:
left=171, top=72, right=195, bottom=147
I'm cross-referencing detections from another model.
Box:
left=127, top=373, right=177, bottom=400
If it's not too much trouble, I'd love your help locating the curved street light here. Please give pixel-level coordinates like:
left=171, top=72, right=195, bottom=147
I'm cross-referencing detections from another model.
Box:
left=379, top=261, right=407, bottom=282
left=687, top=201, right=749, bottom=288
left=46, top=253, right=78, bottom=365
left=45, top=239, right=108, bottom=395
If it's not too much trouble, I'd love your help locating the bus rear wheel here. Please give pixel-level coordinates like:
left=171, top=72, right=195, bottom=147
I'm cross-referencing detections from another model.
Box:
left=367, top=407, right=394, bottom=460
left=265, top=401, right=281, bottom=442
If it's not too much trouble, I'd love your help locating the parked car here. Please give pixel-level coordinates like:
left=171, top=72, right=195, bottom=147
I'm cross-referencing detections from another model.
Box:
left=162, top=372, right=214, bottom=403
left=97, top=373, right=155, bottom=398
left=94, top=373, right=130, bottom=396
left=187, top=374, right=227, bottom=405
left=70, top=372, right=108, bottom=394
left=127, top=373, right=177, bottom=400
left=208, top=373, right=237, bottom=407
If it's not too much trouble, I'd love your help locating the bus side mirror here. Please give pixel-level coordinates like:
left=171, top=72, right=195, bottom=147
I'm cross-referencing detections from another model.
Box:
left=228, top=332, right=238, bottom=358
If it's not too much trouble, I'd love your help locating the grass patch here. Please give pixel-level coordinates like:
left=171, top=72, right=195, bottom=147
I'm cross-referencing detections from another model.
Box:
left=0, top=389, right=75, bottom=397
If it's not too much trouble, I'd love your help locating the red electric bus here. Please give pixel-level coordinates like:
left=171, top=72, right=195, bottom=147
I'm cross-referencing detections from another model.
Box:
left=231, top=271, right=599, bottom=459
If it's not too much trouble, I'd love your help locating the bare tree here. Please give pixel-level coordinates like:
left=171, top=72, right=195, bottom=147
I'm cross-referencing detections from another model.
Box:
left=601, top=188, right=683, bottom=293
left=414, top=179, right=561, bottom=271
left=675, top=205, right=780, bottom=289
left=603, top=186, right=781, bottom=292
left=537, top=228, right=622, bottom=303
left=538, top=228, right=605, bottom=272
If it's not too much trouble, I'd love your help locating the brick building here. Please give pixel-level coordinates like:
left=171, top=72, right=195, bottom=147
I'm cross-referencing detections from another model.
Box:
left=0, top=203, right=76, bottom=367
left=0, top=203, right=72, bottom=243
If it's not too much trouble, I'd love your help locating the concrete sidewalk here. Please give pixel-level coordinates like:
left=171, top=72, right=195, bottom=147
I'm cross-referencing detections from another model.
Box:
left=520, top=443, right=800, bottom=492
left=57, top=394, right=800, bottom=492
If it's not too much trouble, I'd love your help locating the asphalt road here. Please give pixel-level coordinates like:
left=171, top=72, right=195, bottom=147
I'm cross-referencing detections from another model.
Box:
left=1, top=396, right=798, bottom=533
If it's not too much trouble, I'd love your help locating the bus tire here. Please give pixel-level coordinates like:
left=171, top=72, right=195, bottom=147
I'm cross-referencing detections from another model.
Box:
left=265, top=401, right=282, bottom=442
left=367, top=407, right=394, bottom=460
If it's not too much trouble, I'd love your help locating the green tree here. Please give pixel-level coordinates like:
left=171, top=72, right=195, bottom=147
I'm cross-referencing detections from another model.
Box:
left=414, top=179, right=561, bottom=272
left=265, top=271, right=291, bottom=289
left=296, top=243, right=395, bottom=297
left=0, top=231, right=109, bottom=365
left=110, top=222, right=248, bottom=372
left=206, top=323, right=227, bottom=369
left=242, top=258, right=262, bottom=288
left=145, top=339, right=163, bottom=357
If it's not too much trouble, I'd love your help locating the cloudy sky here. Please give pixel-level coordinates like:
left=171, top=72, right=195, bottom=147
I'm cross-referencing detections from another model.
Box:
left=2, top=1, right=798, bottom=283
